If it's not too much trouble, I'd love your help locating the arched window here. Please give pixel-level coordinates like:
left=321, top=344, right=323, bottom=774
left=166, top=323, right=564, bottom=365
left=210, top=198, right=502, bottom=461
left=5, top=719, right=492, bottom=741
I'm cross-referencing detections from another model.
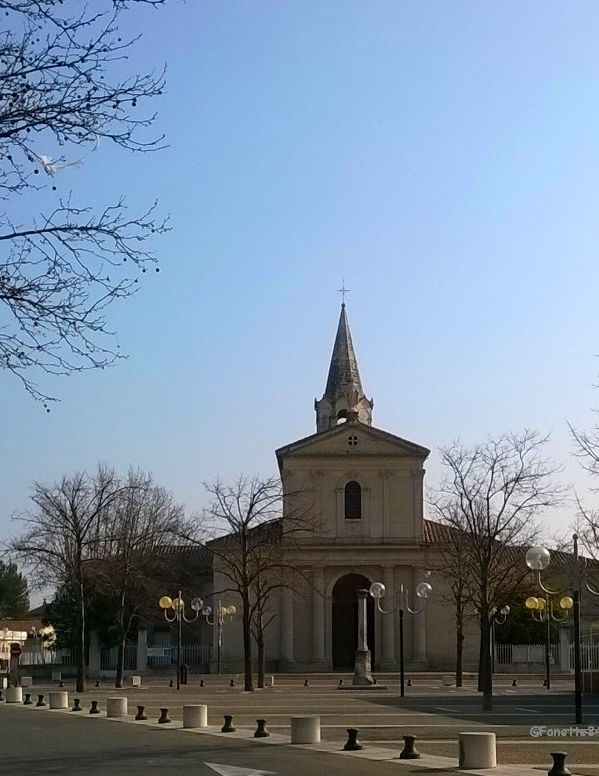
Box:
left=344, top=480, right=362, bottom=520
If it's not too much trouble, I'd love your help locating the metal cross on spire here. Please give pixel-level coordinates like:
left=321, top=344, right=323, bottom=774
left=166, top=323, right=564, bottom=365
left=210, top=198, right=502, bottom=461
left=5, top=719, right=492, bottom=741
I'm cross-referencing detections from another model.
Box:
left=337, top=279, right=351, bottom=305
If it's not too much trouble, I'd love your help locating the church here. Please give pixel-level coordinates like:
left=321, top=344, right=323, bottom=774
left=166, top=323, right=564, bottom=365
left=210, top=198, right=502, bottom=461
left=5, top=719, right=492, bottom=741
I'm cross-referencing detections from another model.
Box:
left=214, top=303, right=467, bottom=672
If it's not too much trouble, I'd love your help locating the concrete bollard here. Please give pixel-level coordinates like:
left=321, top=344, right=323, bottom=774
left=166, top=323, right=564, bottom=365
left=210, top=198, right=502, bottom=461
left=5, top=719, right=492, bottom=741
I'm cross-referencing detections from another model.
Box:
left=107, top=697, right=128, bottom=718
left=459, top=732, right=497, bottom=769
left=548, top=752, right=571, bottom=776
left=135, top=705, right=147, bottom=721
left=343, top=728, right=362, bottom=751
left=72, top=698, right=82, bottom=712
left=254, top=719, right=269, bottom=738
left=49, top=691, right=69, bottom=709
left=1, top=676, right=7, bottom=689
left=89, top=700, right=100, bottom=714
left=130, top=675, right=142, bottom=687
left=6, top=686, right=23, bottom=703
left=183, top=704, right=208, bottom=729
left=158, top=708, right=171, bottom=724
left=291, top=715, right=320, bottom=744
left=23, top=693, right=32, bottom=705
left=36, top=694, right=46, bottom=707
left=21, top=676, right=32, bottom=688
left=221, top=714, right=236, bottom=732
left=269, top=675, right=275, bottom=687
left=400, top=735, right=421, bottom=759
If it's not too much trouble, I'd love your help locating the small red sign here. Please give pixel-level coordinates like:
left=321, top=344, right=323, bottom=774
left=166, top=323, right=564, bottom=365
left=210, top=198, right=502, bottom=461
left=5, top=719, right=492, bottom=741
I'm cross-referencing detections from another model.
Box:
left=10, top=643, right=22, bottom=657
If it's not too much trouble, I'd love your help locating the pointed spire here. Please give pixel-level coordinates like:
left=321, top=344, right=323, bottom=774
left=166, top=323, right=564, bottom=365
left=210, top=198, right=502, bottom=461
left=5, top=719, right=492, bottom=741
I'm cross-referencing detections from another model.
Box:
left=323, top=303, right=363, bottom=400
left=314, top=304, right=373, bottom=433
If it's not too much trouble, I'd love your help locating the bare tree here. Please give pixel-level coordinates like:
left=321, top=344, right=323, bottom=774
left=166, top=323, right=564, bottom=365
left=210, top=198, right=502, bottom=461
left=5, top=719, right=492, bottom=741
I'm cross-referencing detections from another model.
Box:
left=10, top=464, right=124, bottom=691
left=96, top=469, right=186, bottom=688
left=186, top=476, right=314, bottom=692
left=429, top=431, right=563, bottom=711
left=0, top=0, right=169, bottom=402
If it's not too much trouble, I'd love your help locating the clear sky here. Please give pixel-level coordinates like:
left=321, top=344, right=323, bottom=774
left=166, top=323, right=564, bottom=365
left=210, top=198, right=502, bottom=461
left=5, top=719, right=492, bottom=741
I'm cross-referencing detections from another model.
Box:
left=2, top=1, right=599, bottom=543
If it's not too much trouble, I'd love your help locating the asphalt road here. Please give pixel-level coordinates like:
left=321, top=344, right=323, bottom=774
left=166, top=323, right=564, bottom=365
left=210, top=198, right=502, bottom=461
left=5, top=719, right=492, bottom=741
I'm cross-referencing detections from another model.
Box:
left=0, top=704, right=414, bottom=776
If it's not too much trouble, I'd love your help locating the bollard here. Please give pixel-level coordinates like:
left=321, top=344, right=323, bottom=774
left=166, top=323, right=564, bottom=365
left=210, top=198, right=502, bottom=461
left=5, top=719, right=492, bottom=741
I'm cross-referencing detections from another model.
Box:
left=130, top=675, right=142, bottom=687
left=135, top=705, right=147, bottom=721
left=158, top=708, right=171, bottom=724
left=89, top=700, right=100, bottom=714
left=95, top=680, right=101, bottom=688
left=400, top=735, right=421, bottom=759
left=59, top=680, right=64, bottom=688
left=0, top=690, right=3, bottom=702
left=269, top=676, right=275, bottom=687
left=183, top=704, right=207, bottom=729
left=304, top=679, right=309, bottom=687
left=107, top=697, right=128, bottom=718
left=459, top=732, right=497, bottom=768
left=230, top=679, right=235, bottom=688
left=23, top=693, right=32, bottom=705
left=72, top=698, right=82, bottom=712
left=373, top=677, right=377, bottom=685
left=407, top=678, right=413, bottom=687
left=221, top=714, right=236, bottom=732
left=512, top=679, right=518, bottom=687
left=169, top=679, right=174, bottom=688
left=548, top=752, right=571, bottom=776
left=200, top=679, right=205, bottom=688
left=6, top=686, right=23, bottom=703
left=49, top=691, right=68, bottom=710
left=543, top=679, right=547, bottom=687
left=338, top=679, right=343, bottom=688
left=36, top=694, right=46, bottom=707
left=343, top=728, right=363, bottom=751
left=291, top=716, right=321, bottom=744
left=254, top=719, right=270, bottom=738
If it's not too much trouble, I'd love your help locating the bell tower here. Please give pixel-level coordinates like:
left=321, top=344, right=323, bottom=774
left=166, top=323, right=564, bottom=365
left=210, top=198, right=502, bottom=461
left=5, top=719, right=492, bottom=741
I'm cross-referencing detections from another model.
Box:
left=314, top=304, right=374, bottom=433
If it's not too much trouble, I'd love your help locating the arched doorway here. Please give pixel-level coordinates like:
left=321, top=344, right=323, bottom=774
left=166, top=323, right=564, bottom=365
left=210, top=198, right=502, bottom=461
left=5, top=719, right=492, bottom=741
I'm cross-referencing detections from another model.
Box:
left=332, top=573, right=375, bottom=670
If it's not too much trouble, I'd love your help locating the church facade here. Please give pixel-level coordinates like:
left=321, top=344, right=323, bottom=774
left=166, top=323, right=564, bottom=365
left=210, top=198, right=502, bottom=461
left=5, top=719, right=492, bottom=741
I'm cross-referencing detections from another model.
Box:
left=214, top=304, right=474, bottom=672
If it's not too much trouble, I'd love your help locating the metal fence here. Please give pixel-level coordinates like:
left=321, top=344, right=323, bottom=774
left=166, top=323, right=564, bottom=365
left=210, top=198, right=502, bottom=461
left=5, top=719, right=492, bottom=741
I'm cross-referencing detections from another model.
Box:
left=495, top=643, right=560, bottom=665
left=18, top=648, right=77, bottom=667
left=100, top=645, right=137, bottom=671
left=147, top=644, right=212, bottom=669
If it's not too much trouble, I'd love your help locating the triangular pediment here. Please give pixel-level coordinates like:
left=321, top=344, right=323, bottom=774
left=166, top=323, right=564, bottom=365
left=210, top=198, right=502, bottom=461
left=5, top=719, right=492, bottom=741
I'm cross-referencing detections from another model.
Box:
left=276, top=422, right=429, bottom=467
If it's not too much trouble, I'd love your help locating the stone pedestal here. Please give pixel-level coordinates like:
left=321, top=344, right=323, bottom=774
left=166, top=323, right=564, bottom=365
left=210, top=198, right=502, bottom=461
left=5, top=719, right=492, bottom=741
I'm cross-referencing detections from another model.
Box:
left=183, top=704, right=208, bottom=728
left=353, top=589, right=374, bottom=686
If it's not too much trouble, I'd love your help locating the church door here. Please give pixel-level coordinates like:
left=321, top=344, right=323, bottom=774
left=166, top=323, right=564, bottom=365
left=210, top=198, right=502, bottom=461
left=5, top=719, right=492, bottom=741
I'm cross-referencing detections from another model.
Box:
left=332, top=573, right=375, bottom=670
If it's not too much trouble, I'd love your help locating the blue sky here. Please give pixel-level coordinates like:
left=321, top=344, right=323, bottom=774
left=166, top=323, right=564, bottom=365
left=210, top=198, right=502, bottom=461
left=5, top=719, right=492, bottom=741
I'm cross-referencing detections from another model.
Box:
left=3, top=1, right=599, bottom=541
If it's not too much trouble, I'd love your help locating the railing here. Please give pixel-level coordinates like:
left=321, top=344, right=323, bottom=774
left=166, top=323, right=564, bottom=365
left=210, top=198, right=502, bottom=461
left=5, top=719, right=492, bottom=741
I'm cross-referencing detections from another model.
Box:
left=100, top=645, right=137, bottom=671
left=576, top=641, right=599, bottom=671
left=496, top=643, right=560, bottom=665
left=147, top=643, right=212, bottom=669
left=18, top=648, right=78, bottom=667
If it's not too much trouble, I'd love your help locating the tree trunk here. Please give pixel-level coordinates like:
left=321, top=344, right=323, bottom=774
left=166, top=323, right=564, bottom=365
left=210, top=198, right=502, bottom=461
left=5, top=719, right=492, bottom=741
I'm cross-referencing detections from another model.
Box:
left=115, top=637, right=125, bottom=688
left=455, top=604, right=464, bottom=688
left=76, top=580, right=86, bottom=693
left=257, top=632, right=265, bottom=689
left=242, top=600, right=254, bottom=692
left=479, top=612, right=493, bottom=710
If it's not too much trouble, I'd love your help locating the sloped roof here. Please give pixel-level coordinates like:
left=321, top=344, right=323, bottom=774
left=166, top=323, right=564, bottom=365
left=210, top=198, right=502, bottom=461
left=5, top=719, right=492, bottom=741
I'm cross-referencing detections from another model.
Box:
left=323, top=304, right=363, bottom=400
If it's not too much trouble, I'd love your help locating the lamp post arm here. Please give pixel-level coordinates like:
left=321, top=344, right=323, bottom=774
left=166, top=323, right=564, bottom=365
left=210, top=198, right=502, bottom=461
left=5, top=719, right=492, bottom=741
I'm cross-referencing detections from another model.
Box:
left=374, top=599, right=395, bottom=616
left=537, top=571, right=564, bottom=596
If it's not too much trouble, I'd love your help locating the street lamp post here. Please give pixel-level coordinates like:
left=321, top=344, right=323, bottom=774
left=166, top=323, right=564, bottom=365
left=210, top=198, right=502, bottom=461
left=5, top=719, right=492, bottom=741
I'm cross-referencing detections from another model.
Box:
left=200, top=601, right=236, bottom=674
left=490, top=605, right=510, bottom=674
left=526, top=534, right=598, bottom=724
left=158, top=591, right=203, bottom=690
left=369, top=579, right=432, bottom=697
left=524, top=595, right=572, bottom=690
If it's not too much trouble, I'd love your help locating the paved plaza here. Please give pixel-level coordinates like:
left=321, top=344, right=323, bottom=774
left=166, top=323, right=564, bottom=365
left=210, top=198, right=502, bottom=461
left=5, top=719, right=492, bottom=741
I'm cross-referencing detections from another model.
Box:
left=3, top=673, right=599, bottom=775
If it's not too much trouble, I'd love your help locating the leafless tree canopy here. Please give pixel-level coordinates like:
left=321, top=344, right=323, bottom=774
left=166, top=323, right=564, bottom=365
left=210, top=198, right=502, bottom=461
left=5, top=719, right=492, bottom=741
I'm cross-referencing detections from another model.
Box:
left=429, top=430, right=564, bottom=709
left=0, top=1, right=168, bottom=401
